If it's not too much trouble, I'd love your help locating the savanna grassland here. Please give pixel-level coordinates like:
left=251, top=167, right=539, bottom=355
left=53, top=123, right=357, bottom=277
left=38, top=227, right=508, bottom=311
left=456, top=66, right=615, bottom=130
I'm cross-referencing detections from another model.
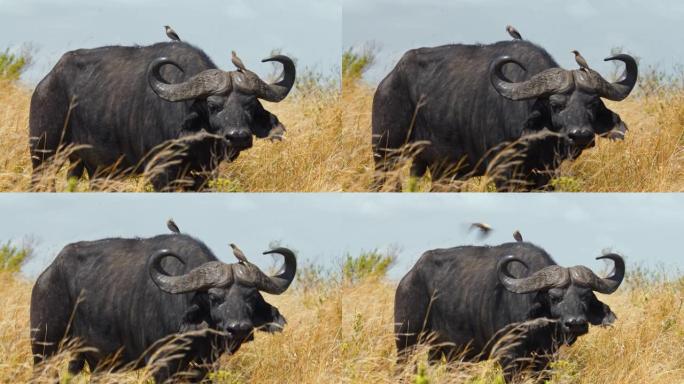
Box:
left=1, top=246, right=683, bottom=384
left=1, top=49, right=682, bottom=191
left=341, top=48, right=684, bottom=192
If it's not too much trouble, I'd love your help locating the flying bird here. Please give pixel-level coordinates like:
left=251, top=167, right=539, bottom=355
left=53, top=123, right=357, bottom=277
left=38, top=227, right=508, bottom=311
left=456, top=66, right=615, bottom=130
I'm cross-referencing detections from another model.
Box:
left=230, top=243, right=249, bottom=264
left=469, top=222, right=493, bottom=239
left=231, top=51, right=247, bottom=71
left=571, top=50, right=590, bottom=71
left=513, top=230, right=523, bottom=242
left=166, top=218, right=180, bottom=234
left=164, top=25, right=181, bottom=42
left=506, top=25, right=522, bottom=40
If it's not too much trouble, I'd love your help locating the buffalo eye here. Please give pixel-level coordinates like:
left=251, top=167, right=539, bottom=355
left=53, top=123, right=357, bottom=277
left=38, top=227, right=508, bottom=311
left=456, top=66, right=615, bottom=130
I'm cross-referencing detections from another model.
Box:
left=548, top=95, right=567, bottom=113
left=549, top=292, right=563, bottom=304
left=585, top=99, right=601, bottom=119
left=208, top=292, right=223, bottom=304
left=549, top=100, right=565, bottom=113
left=243, top=102, right=258, bottom=116
left=207, top=99, right=223, bottom=114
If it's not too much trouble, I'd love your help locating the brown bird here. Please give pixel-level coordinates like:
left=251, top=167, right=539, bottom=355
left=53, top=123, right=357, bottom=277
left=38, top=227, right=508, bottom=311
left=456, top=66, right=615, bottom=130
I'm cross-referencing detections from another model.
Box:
left=166, top=218, right=180, bottom=234
left=469, top=222, right=493, bottom=239
left=513, top=230, right=523, bottom=242
left=230, top=243, right=249, bottom=264
left=164, top=25, right=181, bottom=42
left=572, top=50, right=590, bottom=71
left=506, top=25, right=522, bottom=40
left=231, top=51, right=247, bottom=71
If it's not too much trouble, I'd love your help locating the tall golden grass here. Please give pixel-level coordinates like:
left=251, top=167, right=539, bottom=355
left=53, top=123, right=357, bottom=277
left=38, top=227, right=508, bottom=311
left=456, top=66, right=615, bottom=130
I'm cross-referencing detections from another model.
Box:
left=1, top=69, right=682, bottom=191
left=343, top=79, right=684, bottom=192
left=2, top=270, right=683, bottom=383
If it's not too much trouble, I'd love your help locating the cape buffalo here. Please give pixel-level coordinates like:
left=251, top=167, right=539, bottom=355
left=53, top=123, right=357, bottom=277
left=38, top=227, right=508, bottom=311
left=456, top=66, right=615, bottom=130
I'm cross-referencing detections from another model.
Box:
left=394, top=242, right=624, bottom=379
left=372, top=40, right=637, bottom=190
left=29, top=41, right=295, bottom=191
left=30, top=234, right=296, bottom=382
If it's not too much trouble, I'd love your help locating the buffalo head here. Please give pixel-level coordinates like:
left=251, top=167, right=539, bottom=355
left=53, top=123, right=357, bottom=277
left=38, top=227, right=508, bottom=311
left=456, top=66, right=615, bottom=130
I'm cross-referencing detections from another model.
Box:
left=147, top=52, right=295, bottom=158
left=490, top=54, right=637, bottom=153
left=498, top=253, right=624, bottom=339
left=147, top=246, right=296, bottom=351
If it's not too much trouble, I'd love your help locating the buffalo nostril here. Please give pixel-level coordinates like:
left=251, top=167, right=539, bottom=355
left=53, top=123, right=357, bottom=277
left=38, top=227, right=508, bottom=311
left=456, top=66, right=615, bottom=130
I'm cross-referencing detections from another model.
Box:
left=564, top=318, right=588, bottom=330
left=226, top=129, right=250, bottom=139
left=569, top=128, right=594, bottom=140
left=226, top=321, right=252, bottom=334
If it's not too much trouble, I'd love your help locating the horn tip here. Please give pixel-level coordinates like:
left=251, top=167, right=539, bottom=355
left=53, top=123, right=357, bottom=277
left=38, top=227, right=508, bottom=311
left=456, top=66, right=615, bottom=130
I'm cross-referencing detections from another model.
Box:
left=262, top=247, right=294, bottom=255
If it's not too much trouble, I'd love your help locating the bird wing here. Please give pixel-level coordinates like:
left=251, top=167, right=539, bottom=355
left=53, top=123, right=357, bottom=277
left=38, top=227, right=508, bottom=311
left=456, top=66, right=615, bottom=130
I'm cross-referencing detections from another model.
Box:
left=230, top=243, right=248, bottom=263
left=166, top=219, right=180, bottom=234
left=231, top=51, right=247, bottom=71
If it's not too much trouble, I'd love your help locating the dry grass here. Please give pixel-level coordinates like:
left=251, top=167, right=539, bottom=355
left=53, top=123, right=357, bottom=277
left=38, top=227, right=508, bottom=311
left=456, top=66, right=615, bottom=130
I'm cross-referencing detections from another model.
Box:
left=2, top=270, right=683, bottom=383
left=0, top=72, right=682, bottom=191
left=0, top=271, right=346, bottom=383
left=559, top=94, right=684, bottom=191
left=0, top=78, right=367, bottom=192
left=343, top=80, right=684, bottom=192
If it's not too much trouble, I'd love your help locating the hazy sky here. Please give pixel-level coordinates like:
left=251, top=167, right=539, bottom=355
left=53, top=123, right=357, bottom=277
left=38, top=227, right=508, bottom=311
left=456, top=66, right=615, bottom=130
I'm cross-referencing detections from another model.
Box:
left=0, top=0, right=341, bottom=85
left=344, top=0, right=684, bottom=84
left=2, top=193, right=681, bottom=280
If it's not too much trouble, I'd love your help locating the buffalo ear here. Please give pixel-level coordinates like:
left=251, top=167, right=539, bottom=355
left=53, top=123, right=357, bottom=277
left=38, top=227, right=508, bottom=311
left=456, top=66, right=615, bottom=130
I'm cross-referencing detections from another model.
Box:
left=252, top=111, right=286, bottom=140
left=181, top=111, right=202, bottom=131
left=522, top=100, right=549, bottom=134
left=253, top=301, right=287, bottom=333
left=528, top=293, right=550, bottom=318
left=180, top=303, right=211, bottom=332
left=523, top=110, right=543, bottom=133
left=587, top=296, right=617, bottom=326
left=595, top=107, right=628, bottom=140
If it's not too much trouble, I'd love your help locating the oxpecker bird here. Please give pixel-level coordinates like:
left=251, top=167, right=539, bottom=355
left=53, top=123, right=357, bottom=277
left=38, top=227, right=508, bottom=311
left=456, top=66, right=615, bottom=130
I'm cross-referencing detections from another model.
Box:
left=230, top=243, right=249, bottom=264
left=572, top=50, right=590, bottom=71
left=164, top=25, right=181, bottom=42
left=513, top=230, right=523, bottom=242
left=469, top=222, right=493, bottom=239
left=506, top=25, right=522, bottom=40
left=231, top=51, right=247, bottom=71
left=166, top=219, right=180, bottom=234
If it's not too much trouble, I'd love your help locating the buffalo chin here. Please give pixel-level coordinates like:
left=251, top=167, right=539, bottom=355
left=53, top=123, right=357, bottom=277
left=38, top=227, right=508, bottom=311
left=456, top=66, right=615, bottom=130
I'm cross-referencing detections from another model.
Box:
left=560, top=326, right=589, bottom=344
left=564, top=137, right=595, bottom=160
left=225, top=332, right=254, bottom=354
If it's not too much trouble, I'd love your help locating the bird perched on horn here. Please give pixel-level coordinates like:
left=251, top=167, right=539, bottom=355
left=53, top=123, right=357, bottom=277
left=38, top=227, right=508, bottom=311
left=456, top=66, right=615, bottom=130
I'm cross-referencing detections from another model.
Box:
left=230, top=243, right=249, bottom=264
left=231, top=51, right=247, bottom=71
left=572, top=50, right=590, bottom=71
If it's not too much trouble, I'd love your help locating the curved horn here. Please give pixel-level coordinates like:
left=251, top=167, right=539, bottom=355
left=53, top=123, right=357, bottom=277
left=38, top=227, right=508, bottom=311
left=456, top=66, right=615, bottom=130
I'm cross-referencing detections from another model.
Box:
left=256, top=55, right=296, bottom=102
left=598, top=54, right=638, bottom=101
left=251, top=247, right=297, bottom=294
left=498, top=255, right=570, bottom=294
left=147, top=57, right=232, bottom=102
left=147, top=249, right=233, bottom=294
left=490, top=56, right=573, bottom=100
left=570, top=253, right=625, bottom=294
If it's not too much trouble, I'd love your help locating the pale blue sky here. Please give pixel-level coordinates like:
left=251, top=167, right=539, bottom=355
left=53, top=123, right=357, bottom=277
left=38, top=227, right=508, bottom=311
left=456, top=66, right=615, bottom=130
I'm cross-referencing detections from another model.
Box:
left=1, top=193, right=681, bottom=280
left=0, top=0, right=341, bottom=85
left=344, top=0, right=684, bottom=84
